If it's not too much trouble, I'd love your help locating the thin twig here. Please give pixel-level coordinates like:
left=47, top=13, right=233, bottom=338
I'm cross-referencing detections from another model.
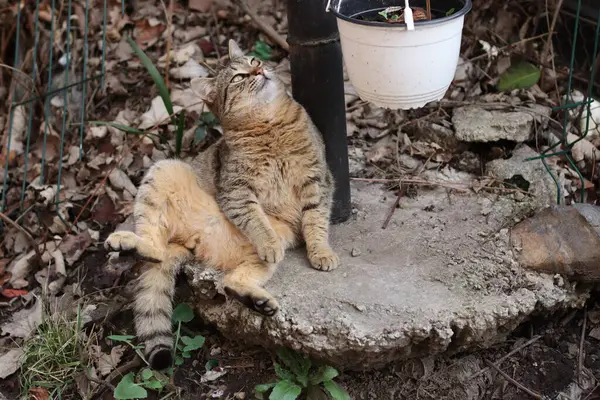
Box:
left=470, top=336, right=541, bottom=379
left=382, top=184, right=404, bottom=229
left=350, top=177, right=530, bottom=195
left=85, top=371, right=116, bottom=391
left=346, top=100, right=368, bottom=112
left=584, top=383, right=600, bottom=400
left=426, top=0, right=431, bottom=20
left=159, top=0, right=174, bottom=89
left=484, top=359, right=542, bottom=399
left=107, top=356, right=143, bottom=383
left=542, top=0, right=562, bottom=98
left=232, top=0, right=289, bottom=51
left=541, top=0, right=564, bottom=66
left=0, top=211, right=42, bottom=262
left=92, top=357, right=143, bottom=399
left=579, top=307, right=587, bottom=385
left=464, top=33, right=548, bottom=64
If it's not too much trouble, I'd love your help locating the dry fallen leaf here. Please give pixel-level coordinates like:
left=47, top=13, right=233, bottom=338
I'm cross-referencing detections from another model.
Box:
left=93, top=345, right=126, bottom=377
left=0, top=300, right=42, bottom=338
left=1, top=288, right=29, bottom=298
left=189, top=0, right=214, bottom=12
left=138, top=96, right=183, bottom=129
left=59, top=230, right=93, bottom=266
left=29, top=388, right=49, bottom=400
left=174, top=25, right=207, bottom=43
left=170, top=59, right=210, bottom=80
left=134, top=19, right=165, bottom=49
left=108, top=168, right=138, bottom=196
left=171, top=89, right=204, bottom=114
left=0, top=348, right=24, bottom=379
left=159, top=43, right=204, bottom=66
left=589, top=327, right=600, bottom=341
left=1, top=105, right=26, bottom=167
left=8, top=250, right=37, bottom=288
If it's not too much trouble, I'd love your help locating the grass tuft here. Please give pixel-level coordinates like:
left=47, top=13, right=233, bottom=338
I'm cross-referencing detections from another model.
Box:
left=20, top=305, right=94, bottom=397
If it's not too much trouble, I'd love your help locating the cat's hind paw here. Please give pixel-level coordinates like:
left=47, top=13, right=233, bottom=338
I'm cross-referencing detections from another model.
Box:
left=104, top=231, right=163, bottom=263
left=224, top=286, right=279, bottom=316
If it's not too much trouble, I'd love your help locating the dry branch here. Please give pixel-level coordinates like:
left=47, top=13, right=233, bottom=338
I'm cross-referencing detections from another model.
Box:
left=232, top=0, right=289, bottom=51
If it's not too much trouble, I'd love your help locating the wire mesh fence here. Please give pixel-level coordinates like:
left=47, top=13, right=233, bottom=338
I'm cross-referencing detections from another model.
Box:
left=0, top=0, right=110, bottom=227
left=531, top=0, right=600, bottom=203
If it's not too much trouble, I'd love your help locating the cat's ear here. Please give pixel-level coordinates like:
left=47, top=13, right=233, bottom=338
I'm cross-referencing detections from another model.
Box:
left=228, top=39, right=244, bottom=59
left=191, top=77, right=216, bottom=104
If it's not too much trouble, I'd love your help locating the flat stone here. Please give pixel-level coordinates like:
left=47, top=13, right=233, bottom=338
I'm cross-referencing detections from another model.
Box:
left=452, top=106, right=534, bottom=142
left=486, top=145, right=558, bottom=208
left=185, top=182, right=586, bottom=369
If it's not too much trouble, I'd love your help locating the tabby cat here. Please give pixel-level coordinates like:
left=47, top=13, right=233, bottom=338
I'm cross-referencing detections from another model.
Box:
left=104, top=40, right=339, bottom=370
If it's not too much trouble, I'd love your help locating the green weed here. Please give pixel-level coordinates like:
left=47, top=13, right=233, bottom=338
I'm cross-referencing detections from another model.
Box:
left=255, top=348, right=350, bottom=400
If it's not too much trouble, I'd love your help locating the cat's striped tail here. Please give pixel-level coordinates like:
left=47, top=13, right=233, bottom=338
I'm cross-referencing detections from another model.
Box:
left=134, top=243, right=192, bottom=370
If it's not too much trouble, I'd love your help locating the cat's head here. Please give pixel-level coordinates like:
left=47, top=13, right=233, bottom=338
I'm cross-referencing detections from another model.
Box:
left=190, top=40, right=287, bottom=124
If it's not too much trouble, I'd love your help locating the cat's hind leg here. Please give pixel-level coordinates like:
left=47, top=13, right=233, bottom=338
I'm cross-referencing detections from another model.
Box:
left=104, top=231, right=163, bottom=263
left=105, top=159, right=193, bottom=262
left=223, top=257, right=279, bottom=316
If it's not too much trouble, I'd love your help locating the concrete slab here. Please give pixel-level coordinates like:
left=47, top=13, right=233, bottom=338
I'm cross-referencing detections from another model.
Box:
left=185, top=183, right=587, bottom=369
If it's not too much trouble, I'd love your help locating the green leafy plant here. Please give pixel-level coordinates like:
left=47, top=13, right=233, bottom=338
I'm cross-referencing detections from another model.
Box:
left=378, top=7, right=401, bottom=22
left=172, top=303, right=205, bottom=366
left=255, top=349, right=350, bottom=400
left=110, top=303, right=205, bottom=399
left=497, top=61, right=541, bottom=92
left=193, top=111, right=218, bottom=144
left=248, top=40, right=273, bottom=61
left=113, top=369, right=168, bottom=399
left=90, top=35, right=187, bottom=157
left=445, top=7, right=456, bottom=16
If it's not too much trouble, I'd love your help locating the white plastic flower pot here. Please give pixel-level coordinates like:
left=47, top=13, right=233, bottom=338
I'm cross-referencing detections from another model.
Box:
left=328, top=0, right=472, bottom=110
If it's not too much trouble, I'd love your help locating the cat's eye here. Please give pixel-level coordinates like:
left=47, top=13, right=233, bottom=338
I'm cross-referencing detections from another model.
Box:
left=250, top=58, right=260, bottom=67
left=231, top=74, right=246, bottom=83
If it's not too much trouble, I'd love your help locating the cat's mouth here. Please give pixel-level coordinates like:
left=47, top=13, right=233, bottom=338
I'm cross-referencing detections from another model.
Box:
left=253, top=74, right=268, bottom=90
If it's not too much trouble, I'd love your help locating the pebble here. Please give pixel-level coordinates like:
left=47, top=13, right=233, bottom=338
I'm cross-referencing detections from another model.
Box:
left=351, top=247, right=362, bottom=257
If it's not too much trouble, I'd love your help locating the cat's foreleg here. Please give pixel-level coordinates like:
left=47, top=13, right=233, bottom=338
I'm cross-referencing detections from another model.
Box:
left=299, top=177, right=339, bottom=271
left=217, top=184, right=284, bottom=264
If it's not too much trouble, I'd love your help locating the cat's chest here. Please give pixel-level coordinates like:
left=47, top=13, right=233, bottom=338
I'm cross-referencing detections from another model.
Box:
left=255, top=157, right=311, bottom=206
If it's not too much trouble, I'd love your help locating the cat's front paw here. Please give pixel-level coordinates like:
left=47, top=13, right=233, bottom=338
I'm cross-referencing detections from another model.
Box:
left=104, top=232, right=163, bottom=263
left=308, top=246, right=340, bottom=271
left=256, top=238, right=284, bottom=264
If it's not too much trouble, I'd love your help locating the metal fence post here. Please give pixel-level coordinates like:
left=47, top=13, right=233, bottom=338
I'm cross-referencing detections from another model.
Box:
left=287, top=0, right=351, bottom=223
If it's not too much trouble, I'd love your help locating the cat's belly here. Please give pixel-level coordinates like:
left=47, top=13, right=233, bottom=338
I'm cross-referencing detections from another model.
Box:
left=265, top=204, right=303, bottom=238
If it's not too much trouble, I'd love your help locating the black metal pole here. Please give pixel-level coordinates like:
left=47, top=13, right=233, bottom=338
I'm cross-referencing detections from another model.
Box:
left=287, top=0, right=351, bottom=224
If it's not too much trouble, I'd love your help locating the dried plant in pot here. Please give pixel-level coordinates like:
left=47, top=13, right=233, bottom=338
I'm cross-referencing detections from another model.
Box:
left=327, top=0, right=472, bottom=110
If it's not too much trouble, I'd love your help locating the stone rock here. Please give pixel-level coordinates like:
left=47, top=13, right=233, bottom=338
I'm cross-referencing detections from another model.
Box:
left=511, top=204, right=600, bottom=281
left=486, top=145, right=558, bottom=208
left=452, top=106, right=534, bottom=142
left=184, top=183, right=586, bottom=369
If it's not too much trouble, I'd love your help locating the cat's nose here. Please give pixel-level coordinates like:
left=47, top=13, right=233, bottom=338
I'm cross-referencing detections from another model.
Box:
left=253, top=67, right=264, bottom=75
